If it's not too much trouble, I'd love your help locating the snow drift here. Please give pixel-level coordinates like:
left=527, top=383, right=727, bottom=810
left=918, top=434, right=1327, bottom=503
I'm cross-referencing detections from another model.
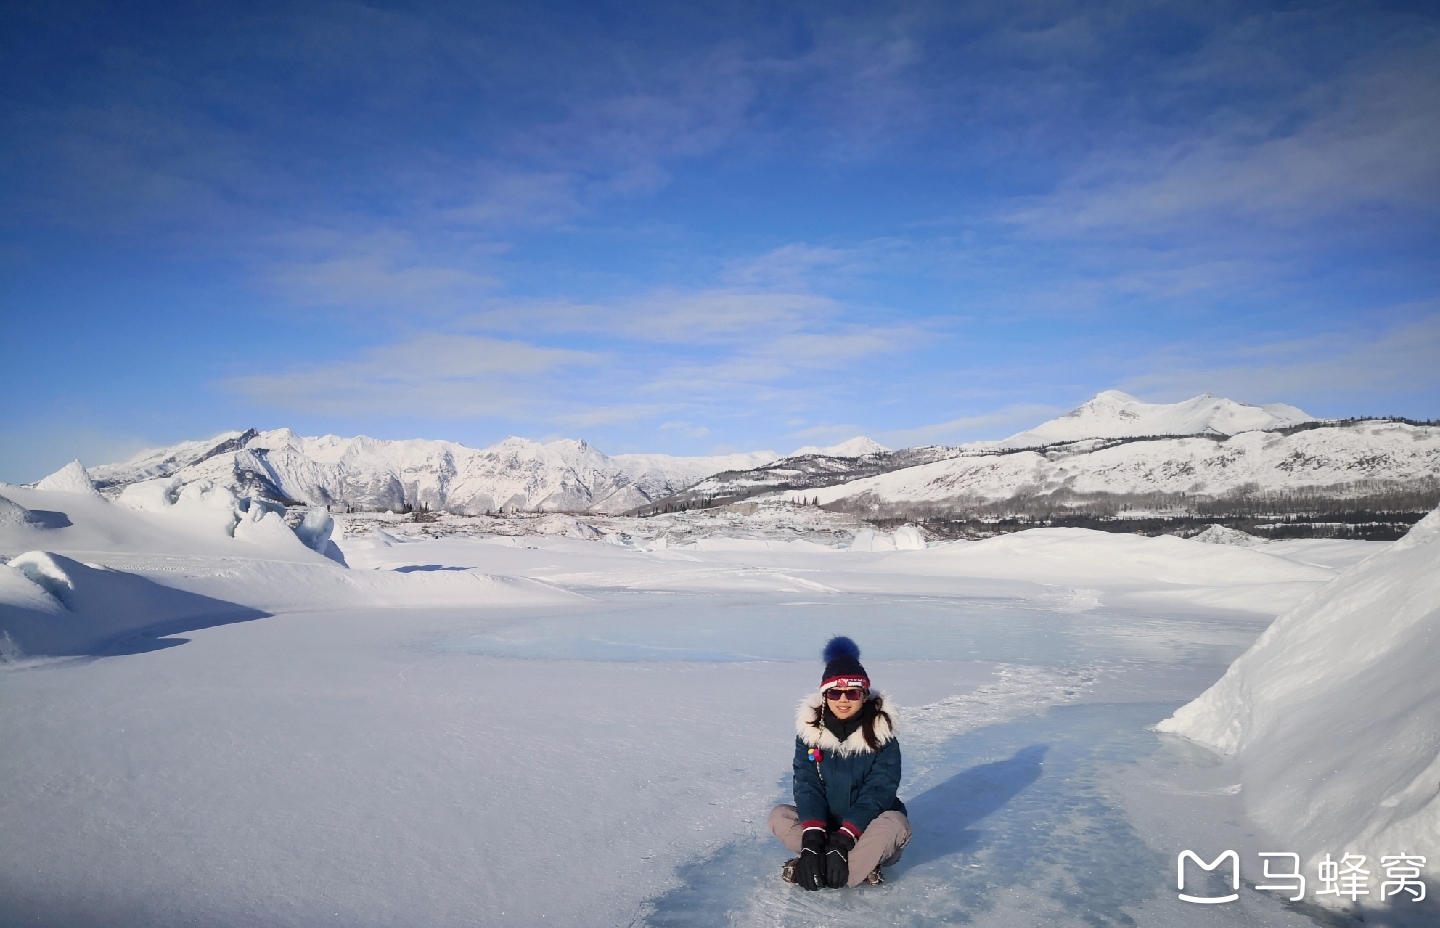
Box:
left=0, top=483, right=575, bottom=656
left=1157, top=505, right=1440, bottom=896
left=0, top=551, right=268, bottom=657
left=0, top=495, right=41, bottom=528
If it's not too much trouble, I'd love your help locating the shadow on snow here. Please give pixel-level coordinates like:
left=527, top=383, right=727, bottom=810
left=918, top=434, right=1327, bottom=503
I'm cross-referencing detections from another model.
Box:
left=0, top=553, right=269, bottom=661
left=894, top=743, right=1048, bottom=870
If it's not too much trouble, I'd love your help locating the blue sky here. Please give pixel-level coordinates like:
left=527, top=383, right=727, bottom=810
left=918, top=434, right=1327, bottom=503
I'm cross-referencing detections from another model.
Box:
left=2, top=0, right=1437, bottom=481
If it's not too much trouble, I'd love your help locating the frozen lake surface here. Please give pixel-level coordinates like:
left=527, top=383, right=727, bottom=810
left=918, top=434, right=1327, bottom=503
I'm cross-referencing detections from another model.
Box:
left=1, top=510, right=1400, bottom=927
left=2, top=590, right=1312, bottom=927
left=442, top=591, right=1323, bottom=927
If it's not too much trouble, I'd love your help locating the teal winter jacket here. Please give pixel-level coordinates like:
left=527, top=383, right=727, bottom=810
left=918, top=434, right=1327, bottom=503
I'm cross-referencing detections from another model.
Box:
left=792, top=691, right=906, bottom=838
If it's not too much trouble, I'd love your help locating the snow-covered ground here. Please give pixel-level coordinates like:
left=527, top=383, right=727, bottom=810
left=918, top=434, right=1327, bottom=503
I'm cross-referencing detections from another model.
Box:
left=1, top=479, right=1431, bottom=927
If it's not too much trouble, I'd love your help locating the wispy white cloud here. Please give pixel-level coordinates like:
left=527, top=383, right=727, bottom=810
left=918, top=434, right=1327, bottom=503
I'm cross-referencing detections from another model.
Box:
left=880, top=404, right=1063, bottom=447
left=635, top=323, right=919, bottom=406
left=628, top=290, right=838, bottom=343
left=442, top=171, right=584, bottom=228
left=785, top=422, right=867, bottom=442
left=720, top=239, right=909, bottom=288
left=1007, top=38, right=1440, bottom=240
left=223, top=257, right=920, bottom=432
left=226, top=334, right=600, bottom=418
left=552, top=404, right=679, bottom=429
left=465, top=289, right=839, bottom=344
left=502, top=47, right=760, bottom=198
left=1121, top=310, right=1440, bottom=407
left=264, top=229, right=503, bottom=313
left=659, top=421, right=711, bottom=439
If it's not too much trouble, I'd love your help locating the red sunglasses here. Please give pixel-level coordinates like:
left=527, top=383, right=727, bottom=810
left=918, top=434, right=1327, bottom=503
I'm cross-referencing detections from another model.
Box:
left=825, top=688, right=866, bottom=702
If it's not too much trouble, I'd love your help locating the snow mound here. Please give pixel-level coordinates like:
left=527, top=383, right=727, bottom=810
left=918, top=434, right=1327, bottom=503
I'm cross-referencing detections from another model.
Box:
left=566, top=519, right=602, bottom=540
left=0, top=551, right=267, bottom=657
left=293, top=508, right=332, bottom=550
left=123, top=477, right=318, bottom=557
left=117, top=476, right=183, bottom=512
left=1188, top=524, right=1267, bottom=546
left=1157, top=505, right=1440, bottom=895
left=7, top=551, right=76, bottom=606
left=849, top=528, right=897, bottom=552
left=293, top=507, right=346, bottom=564
left=893, top=524, right=926, bottom=550
left=233, top=506, right=304, bottom=550
left=0, top=495, right=40, bottom=528
left=34, top=460, right=101, bottom=496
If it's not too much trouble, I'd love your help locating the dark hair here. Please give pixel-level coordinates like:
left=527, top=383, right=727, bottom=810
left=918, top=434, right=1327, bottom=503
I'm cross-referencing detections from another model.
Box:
left=860, top=697, right=892, bottom=751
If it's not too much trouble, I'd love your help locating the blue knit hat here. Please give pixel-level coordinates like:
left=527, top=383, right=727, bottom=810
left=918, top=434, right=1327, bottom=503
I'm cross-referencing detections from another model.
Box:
left=820, top=636, right=870, bottom=692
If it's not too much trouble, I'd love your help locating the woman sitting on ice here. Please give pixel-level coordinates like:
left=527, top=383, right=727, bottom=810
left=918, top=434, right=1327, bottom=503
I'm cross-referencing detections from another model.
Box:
left=770, top=636, right=912, bottom=889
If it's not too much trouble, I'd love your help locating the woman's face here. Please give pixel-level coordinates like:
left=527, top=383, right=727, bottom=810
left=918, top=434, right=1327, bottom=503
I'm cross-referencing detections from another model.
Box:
left=825, top=687, right=865, bottom=720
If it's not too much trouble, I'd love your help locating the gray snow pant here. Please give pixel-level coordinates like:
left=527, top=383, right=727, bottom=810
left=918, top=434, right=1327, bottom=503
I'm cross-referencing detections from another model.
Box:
left=768, top=804, right=912, bottom=887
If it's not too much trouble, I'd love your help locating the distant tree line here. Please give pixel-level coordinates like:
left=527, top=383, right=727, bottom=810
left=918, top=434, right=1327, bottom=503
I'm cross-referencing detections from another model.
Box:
left=834, top=478, right=1440, bottom=542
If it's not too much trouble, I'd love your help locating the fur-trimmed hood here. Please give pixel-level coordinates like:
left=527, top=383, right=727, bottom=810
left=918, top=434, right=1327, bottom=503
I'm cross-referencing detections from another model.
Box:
left=795, top=691, right=897, bottom=757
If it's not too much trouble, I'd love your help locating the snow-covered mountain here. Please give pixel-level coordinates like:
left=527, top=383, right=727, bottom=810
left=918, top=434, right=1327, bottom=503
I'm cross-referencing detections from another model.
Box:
left=788, top=437, right=890, bottom=457
left=67, top=392, right=1430, bottom=522
left=988, top=390, right=1315, bottom=449
left=650, top=393, right=1323, bottom=509
left=86, top=429, right=778, bottom=515
left=647, top=444, right=956, bottom=514
left=785, top=419, right=1439, bottom=513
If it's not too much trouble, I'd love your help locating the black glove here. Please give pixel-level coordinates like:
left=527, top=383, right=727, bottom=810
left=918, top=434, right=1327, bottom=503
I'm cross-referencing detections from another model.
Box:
left=794, top=827, right=828, bottom=890
left=826, top=830, right=856, bottom=888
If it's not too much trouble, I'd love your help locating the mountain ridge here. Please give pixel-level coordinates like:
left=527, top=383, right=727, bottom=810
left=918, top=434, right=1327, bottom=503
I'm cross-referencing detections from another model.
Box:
left=39, top=392, right=1432, bottom=523
left=82, top=429, right=779, bottom=515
